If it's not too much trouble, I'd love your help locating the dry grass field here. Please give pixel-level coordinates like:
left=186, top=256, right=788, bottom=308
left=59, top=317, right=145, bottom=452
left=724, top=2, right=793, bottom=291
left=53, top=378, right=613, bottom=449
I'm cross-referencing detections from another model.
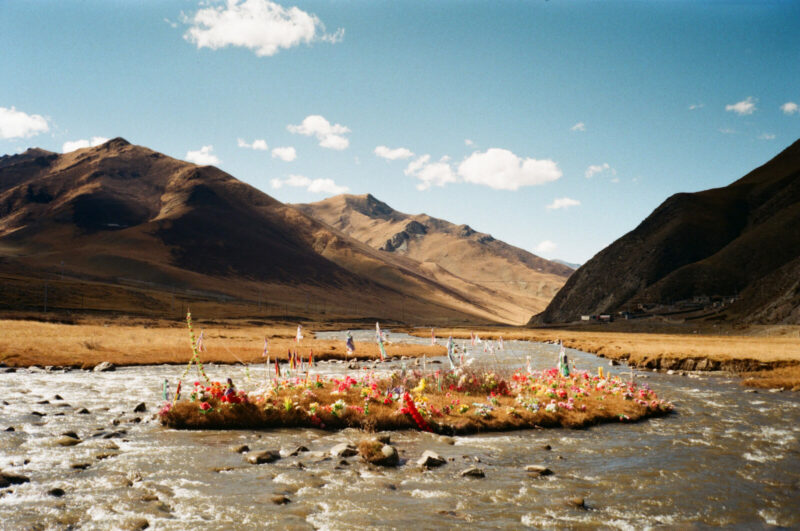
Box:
left=407, top=327, right=800, bottom=390
left=0, top=318, right=444, bottom=368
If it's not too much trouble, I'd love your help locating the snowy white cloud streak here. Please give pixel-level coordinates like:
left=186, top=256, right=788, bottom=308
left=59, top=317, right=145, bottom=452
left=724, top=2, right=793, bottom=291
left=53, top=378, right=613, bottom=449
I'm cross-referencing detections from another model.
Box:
left=287, top=115, right=350, bottom=150
left=62, top=136, right=109, bottom=153
left=0, top=106, right=49, bottom=139
left=185, top=145, right=220, bottom=165
left=270, top=174, right=348, bottom=194
left=183, top=0, right=343, bottom=57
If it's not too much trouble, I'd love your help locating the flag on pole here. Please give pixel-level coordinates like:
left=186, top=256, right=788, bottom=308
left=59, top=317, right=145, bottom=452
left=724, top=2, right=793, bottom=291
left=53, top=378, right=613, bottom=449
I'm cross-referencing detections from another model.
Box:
left=376, top=322, right=386, bottom=361
left=446, top=336, right=457, bottom=369
left=345, top=331, right=355, bottom=356
left=196, top=330, right=205, bottom=352
left=431, top=328, right=436, bottom=346
left=262, top=337, right=269, bottom=357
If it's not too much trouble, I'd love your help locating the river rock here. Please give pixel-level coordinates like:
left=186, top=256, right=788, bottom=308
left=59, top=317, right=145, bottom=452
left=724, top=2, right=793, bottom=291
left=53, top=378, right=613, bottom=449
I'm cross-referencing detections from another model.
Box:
left=53, top=395, right=64, bottom=401
left=48, top=487, right=66, bottom=497
left=93, top=362, right=115, bottom=372
left=71, top=463, right=91, bottom=470
left=60, top=431, right=79, bottom=440
left=231, top=444, right=250, bottom=454
left=417, top=450, right=446, bottom=468
left=459, top=466, right=485, bottom=478
left=566, top=496, right=586, bottom=509
left=271, top=494, right=291, bottom=505
left=121, top=518, right=150, bottom=530
left=0, top=471, right=30, bottom=488
left=438, top=436, right=455, bottom=445
left=5, top=427, right=15, bottom=432
left=281, top=445, right=309, bottom=457
left=359, top=441, right=399, bottom=467
left=330, top=443, right=358, bottom=458
left=376, top=434, right=391, bottom=444
left=76, top=408, right=90, bottom=415
left=247, top=450, right=281, bottom=464
left=542, top=444, right=552, bottom=451
left=526, top=465, right=553, bottom=477
left=55, top=436, right=82, bottom=447
left=133, top=403, right=147, bottom=413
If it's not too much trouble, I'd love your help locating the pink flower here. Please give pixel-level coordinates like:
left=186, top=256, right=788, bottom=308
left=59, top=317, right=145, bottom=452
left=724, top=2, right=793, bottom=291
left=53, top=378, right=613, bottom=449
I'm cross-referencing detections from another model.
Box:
left=199, top=401, right=212, bottom=411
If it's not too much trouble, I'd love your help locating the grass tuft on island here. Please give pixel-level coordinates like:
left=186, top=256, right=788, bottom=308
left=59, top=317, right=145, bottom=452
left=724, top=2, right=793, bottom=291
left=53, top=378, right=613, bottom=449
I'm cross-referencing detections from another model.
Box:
left=159, top=367, right=674, bottom=435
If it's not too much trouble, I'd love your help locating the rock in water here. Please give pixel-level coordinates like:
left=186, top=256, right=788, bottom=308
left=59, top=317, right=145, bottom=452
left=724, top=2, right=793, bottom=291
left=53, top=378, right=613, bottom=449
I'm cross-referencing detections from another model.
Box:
left=122, top=518, right=150, bottom=530
left=93, top=362, right=115, bottom=372
left=0, top=471, right=30, bottom=488
left=526, top=465, right=553, bottom=478
left=271, top=494, right=291, bottom=505
left=55, top=436, right=82, bottom=447
left=48, top=487, right=66, bottom=497
left=417, top=450, right=446, bottom=468
left=566, top=497, right=586, bottom=509
left=133, top=403, right=147, bottom=413
left=231, top=445, right=250, bottom=454
left=459, top=467, right=485, bottom=478
left=281, top=445, right=309, bottom=457
left=330, top=443, right=358, bottom=458
left=247, top=450, right=281, bottom=464
left=358, top=440, right=399, bottom=467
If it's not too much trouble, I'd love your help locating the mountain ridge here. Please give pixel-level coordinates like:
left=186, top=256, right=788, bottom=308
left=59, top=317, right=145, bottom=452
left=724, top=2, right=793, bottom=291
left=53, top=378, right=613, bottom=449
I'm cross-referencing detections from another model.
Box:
left=533, top=139, right=800, bottom=325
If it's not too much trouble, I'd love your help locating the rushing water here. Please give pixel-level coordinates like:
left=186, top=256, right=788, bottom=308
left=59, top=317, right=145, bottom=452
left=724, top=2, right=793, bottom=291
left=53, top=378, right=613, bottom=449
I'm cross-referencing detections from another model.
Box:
left=1, top=330, right=799, bottom=529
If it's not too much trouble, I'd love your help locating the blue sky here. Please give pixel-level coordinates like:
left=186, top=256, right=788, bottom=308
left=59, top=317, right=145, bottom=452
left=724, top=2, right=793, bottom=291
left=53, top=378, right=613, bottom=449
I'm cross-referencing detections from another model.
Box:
left=2, top=0, right=798, bottom=263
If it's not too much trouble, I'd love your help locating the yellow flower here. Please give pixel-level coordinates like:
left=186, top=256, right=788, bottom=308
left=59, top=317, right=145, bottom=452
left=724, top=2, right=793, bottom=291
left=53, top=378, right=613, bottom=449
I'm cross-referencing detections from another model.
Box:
left=411, top=378, right=427, bottom=394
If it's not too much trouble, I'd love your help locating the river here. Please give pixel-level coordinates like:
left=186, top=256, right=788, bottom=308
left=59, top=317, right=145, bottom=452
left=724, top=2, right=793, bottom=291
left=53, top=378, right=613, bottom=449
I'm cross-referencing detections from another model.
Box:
left=1, top=330, right=798, bottom=529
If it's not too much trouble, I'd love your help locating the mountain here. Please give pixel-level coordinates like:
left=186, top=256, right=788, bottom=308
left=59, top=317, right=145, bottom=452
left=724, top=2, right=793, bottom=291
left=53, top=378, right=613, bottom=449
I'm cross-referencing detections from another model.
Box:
left=534, top=139, right=800, bottom=325
left=0, top=138, right=535, bottom=324
left=553, top=259, right=581, bottom=270
left=296, top=194, right=573, bottom=324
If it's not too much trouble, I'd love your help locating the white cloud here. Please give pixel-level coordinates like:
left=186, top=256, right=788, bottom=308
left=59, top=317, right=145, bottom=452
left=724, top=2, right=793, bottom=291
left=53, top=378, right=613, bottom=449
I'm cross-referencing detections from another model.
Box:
left=287, top=115, right=350, bottom=150
left=546, top=197, right=581, bottom=210
left=570, top=122, right=586, bottom=132
left=584, top=162, right=615, bottom=179
left=185, top=145, right=220, bottom=165
left=725, top=97, right=757, bottom=116
left=688, top=103, right=704, bottom=110
left=237, top=138, right=268, bottom=150
left=781, top=102, right=798, bottom=115
left=404, top=155, right=458, bottom=191
left=610, top=177, right=620, bottom=184
left=458, top=148, right=561, bottom=191
left=0, top=106, right=49, bottom=139
left=535, top=240, right=556, bottom=255
left=464, top=139, right=474, bottom=146
left=270, top=173, right=347, bottom=194
left=719, top=127, right=736, bottom=135
left=271, top=146, right=297, bottom=161
left=758, top=133, right=776, bottom=140
left=62, top=136, right=109, bottom=153
left=183, top=0, right=343, bottom=58
left=374, top=145, right=414, bottom=161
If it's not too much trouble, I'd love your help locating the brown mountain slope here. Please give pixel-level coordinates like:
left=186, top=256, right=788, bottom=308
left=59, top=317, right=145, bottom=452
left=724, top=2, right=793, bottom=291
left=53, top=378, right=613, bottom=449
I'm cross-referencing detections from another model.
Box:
left=296, top=194, right=573, bottom=324
left=534, top=138, right=800, bottom=325
left=0, top=138, right=525, bottom=324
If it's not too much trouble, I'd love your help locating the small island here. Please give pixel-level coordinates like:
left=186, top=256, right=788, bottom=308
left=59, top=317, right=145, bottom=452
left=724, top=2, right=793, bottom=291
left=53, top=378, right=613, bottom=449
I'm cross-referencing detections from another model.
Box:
left=159, top=366, right=673, bottom=434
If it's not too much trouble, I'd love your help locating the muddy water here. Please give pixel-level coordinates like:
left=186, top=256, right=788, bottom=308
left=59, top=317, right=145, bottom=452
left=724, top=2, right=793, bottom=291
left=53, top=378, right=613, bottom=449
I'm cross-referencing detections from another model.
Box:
left=1, top=331, right=799, bottom=529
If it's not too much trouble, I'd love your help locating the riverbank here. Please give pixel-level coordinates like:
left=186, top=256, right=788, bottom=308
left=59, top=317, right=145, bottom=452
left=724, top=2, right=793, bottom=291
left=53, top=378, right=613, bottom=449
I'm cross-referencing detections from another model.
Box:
left=406, top=328, right=800, bottom=391
left=0, top=319, right=444, bottom=369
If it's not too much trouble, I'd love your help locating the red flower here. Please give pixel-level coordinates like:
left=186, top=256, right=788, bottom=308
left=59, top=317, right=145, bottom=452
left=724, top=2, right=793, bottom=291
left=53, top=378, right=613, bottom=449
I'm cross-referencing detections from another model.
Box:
left=199, top=401, right=212, bottom=411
